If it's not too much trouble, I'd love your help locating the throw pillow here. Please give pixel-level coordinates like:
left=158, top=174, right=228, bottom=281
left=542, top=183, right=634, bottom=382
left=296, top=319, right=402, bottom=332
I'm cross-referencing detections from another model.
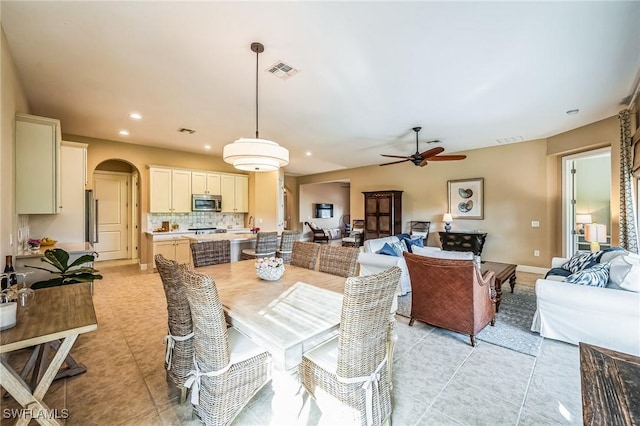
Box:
left=565, top=262, right=610, bottom=287
left=389, top=239, right=408, bottom=256
left=562, top=251, right=599, bottom=274
left=544, top=267, right=572, bottom=279
left=396, top=233, right=423, bottom=253
left=377, top=242, right=400, bottom=257
left=598, top=247, right=627, bottom=264
left=610, top=253, right=640, bottom=292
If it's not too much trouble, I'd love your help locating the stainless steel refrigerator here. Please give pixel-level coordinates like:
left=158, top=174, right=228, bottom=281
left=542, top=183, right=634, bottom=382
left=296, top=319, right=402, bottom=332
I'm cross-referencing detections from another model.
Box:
left=85, top=190, right=99, bottom=244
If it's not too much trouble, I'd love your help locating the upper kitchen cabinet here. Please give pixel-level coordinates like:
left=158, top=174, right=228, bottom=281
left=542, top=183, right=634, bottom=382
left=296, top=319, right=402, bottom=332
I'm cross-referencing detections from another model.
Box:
left=149, top=167, right=192, bottom=213
left=191, top=172, right=221, bottom=195
left=221, top=174, right=248, bottom=213
left=15, top=113, right=61, bottom=214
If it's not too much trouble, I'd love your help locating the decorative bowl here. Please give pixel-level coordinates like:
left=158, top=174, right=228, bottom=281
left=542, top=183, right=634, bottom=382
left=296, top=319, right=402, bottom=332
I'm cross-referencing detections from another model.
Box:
left=40, top=239, right=57, bottom=246
left=257, top=266, right=284, bottom=281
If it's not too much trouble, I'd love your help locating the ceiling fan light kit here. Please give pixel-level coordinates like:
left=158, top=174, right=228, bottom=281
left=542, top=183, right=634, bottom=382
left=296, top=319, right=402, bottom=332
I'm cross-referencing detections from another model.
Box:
left=223, top=42, right=289, bottom=172
left=379, top=126, right=466, bottom=167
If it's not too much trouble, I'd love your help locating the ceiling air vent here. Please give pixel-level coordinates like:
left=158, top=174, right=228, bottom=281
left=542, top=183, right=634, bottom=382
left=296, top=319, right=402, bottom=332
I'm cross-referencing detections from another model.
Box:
left=266, top=61, right=299, bottom=80
left=496, top=136, right=524, bottom=144
left=178, top=128, right=196, bottom=134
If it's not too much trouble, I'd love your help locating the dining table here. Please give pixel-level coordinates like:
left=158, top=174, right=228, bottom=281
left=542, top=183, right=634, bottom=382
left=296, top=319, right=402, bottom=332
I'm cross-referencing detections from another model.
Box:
left=0, top=283, right=97, bottom=426
left=196, top=260, right=346, bottom=371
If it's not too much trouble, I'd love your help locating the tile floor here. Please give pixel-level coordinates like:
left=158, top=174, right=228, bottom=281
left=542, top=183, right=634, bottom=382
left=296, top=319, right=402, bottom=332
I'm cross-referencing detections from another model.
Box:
left=2, top=263, right=583, bottom=425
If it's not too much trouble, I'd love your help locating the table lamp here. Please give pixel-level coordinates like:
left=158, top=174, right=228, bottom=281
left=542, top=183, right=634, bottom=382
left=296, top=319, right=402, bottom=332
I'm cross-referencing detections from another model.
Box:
left=575, top=214, right=592, bottom=234
left=584, top=223, right=606, bottom=253
left=443, top=213, right=453, bottom=232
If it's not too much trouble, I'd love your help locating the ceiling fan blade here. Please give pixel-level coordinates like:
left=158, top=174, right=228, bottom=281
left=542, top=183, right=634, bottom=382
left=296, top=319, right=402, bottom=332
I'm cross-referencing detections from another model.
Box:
left=380, top=154, right=412, bottom=159
left=420, top=158, right=429, bottom=167
left=419, top=147, right=445, bottom=159
left=379, top=159, right=411, bottom=166
left=428, top=155, right=467, bottom=161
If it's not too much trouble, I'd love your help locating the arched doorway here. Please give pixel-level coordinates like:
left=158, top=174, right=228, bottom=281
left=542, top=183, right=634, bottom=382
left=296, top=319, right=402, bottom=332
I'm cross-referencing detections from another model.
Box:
left=92, top=160, right=141, bottom=261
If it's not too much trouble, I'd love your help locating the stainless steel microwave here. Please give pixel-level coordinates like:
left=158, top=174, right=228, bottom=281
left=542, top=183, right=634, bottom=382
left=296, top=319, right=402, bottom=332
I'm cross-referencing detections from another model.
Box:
left=192, top=194, right=222, bottom=212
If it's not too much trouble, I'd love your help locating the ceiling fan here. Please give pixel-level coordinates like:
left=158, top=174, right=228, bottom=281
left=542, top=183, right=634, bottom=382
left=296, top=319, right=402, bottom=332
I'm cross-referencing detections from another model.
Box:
left=379, top=127, right=466, bottom=167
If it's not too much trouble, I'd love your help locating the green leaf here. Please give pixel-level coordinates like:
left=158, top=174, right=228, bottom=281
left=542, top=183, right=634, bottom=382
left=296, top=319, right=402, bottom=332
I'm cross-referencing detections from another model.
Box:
left=67, top=253, right=97, bottom=269
left=31, top=277, right=65, bottom=289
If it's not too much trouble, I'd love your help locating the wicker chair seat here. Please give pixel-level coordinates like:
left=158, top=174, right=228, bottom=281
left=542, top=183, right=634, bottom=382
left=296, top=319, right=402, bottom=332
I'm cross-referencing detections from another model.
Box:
left=300, top=266, right=402, bottom=426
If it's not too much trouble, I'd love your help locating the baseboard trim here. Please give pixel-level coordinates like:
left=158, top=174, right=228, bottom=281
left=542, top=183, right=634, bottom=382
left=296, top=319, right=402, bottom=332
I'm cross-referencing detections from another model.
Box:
left=516, top=265, right=548, bottom=274
left=139, top=262, right=148, bottom=271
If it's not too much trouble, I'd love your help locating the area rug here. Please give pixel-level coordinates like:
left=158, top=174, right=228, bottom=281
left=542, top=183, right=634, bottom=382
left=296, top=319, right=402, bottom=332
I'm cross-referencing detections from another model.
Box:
left=396, top=283, right=543, bottom=357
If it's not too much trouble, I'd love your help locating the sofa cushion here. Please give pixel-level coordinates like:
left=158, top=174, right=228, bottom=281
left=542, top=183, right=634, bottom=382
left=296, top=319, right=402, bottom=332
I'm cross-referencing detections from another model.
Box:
left=565, top=262, right=610, bottom=287
left=562, top=251, right=599, bottom=274
left=412, top=245, right=474, bottom=260
left=363, top=236, right=399, bottom=254
left=610, top=253, right=640, bottom=292
left=597, top=247, right=627, bottom=264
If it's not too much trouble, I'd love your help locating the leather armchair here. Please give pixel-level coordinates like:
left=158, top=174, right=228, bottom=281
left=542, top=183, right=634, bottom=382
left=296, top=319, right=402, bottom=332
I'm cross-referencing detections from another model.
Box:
left=403, top=252, right=496, bottom=346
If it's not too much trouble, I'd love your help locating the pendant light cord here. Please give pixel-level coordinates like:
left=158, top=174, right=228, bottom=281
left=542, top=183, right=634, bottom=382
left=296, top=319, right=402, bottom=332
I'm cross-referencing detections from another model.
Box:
left=255, top=46, right=260, bottom=139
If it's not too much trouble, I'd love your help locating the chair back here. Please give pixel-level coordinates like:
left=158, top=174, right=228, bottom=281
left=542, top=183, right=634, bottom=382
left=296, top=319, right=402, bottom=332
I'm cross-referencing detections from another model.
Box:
left=290, top=241, right=321, bottom=270
left=318, top=245, right=359, bottom=277
left=254, top=231, right=278, bottom=257
left=277, top=230, right=300, bottom=263
left=336, top=266, right=402, bottom=378
left=181, top=267, right=230, bottom=373
left=190, top=240, right=231, bottom=267
left=154, top=254, right=194, bottom=385
left=403, top=252, right=495, bottom=337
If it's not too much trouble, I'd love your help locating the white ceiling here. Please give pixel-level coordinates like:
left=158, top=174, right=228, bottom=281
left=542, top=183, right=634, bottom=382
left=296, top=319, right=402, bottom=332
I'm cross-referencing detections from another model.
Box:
left=2, top=1, right=639, bottom=176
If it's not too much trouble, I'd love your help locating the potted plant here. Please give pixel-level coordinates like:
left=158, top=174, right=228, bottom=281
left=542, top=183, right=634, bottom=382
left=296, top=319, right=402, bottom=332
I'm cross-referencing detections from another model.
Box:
left=26, top=248, right=103, bottom=289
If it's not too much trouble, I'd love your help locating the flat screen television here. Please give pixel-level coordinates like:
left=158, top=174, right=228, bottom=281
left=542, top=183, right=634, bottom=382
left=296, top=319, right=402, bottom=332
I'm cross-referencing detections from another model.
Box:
left=314, top=203, right=334, bottom=219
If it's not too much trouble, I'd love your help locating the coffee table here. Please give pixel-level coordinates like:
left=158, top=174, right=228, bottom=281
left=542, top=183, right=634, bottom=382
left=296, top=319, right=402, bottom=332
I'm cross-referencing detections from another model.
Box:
left=480, top=261, right=517, bottom=312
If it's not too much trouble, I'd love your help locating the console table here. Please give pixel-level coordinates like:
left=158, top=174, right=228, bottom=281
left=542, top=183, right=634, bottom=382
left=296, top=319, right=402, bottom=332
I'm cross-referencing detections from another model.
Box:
left=438, top=231, right=487, bottom=256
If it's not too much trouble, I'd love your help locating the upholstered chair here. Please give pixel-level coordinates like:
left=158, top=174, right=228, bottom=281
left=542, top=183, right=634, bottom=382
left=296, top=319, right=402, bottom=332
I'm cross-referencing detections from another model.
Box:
left=154, top=254, right=194, bottom=403
left=290, top=241, right=321, bottom=270
left=299, top=266, right=402, bottom=426
left=180, top=266, right=272, bottom=425
left=240, top=231, right=278, bottom=260
left=190, top=240, right=231, bottom=267
left=276, top=230, right=300, bottom=264
left=403, top=252, right=496, bottom=346
left=318, top=245, right=359, bottom=277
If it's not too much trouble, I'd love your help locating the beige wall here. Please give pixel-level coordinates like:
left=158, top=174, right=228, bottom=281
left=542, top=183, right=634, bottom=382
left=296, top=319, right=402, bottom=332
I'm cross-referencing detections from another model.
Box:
left=1, top=28, right=30, bottom=260
left=299, top=182, right=350, bottom=240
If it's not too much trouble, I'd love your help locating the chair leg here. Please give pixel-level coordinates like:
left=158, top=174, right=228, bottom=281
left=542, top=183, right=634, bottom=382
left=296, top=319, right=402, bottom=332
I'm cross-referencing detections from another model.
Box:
left=180, top=386, right=187, bottom=404
left=490, top=317, right=496, bottom=326
left=408, top=318, right=415, bottom=326
left=470, top=335, right=477, bottom=347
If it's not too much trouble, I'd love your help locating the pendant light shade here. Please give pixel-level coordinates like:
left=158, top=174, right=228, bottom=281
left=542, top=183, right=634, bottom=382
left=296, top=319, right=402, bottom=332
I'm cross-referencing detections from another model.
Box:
left=223, top=42, right=289, bottom=172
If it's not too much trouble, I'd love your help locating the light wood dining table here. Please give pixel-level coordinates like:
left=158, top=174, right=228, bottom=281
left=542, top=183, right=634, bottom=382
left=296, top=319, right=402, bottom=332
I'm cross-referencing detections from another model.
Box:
left=196, top=260, right=346, bottom=371
left=0, top=283, right=97, bottom=425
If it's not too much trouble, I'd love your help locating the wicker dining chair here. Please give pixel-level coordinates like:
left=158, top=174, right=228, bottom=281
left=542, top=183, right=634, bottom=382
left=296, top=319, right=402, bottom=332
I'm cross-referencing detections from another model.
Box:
left=240, top=231, right=278, bottom=260
left=181, top=267, right=272, bottom=425
left=290, top=241, right=321, bottom=270
left=318, top=244, right=359, bottom=277
left=154, top=254, right=194, bottom=403
left=190, top=240, right=231, bottom=267
left=276, top=230, right=300, bottom=264
left=299, top=266, right=402, bottom=426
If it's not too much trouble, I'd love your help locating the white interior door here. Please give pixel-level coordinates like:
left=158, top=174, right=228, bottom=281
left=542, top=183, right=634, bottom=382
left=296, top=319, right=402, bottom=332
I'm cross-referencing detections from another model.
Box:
left=93, top=172, right=130, bottom=261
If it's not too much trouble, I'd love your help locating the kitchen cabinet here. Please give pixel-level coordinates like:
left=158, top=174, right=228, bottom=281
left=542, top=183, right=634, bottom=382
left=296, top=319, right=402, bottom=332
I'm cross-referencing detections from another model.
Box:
left=221, top=174, right=248, bottom=213
left=15, top=113, right=61, bottom=214
left=151, top=237, right=192, bottom=269
left=191, top=172, right=221, bottom=195
left=28, top=142, right=87, bottom=242
left=363, top=190, right=403, bottom=240
left=149, top=167, right=192, bottom=213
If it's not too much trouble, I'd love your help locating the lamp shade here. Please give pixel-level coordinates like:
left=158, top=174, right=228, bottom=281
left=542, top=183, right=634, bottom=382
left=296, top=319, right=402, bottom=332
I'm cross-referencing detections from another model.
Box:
left=584, top=223, right=607, bottom=243
left=223, top=138, right=289, bottom=172
left=575, top=214, right=592, bottom=225
left=443, top=213, right=453, bottom=223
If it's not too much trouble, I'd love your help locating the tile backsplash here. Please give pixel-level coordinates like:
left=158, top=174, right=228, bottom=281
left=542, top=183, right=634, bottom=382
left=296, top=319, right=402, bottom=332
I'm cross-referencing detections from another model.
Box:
left=146, top=212, right=246, bottom=231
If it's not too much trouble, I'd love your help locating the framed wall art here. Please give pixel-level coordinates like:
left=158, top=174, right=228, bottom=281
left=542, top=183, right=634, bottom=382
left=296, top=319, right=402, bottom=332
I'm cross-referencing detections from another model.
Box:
left=448, top=178, right=484, bottom=219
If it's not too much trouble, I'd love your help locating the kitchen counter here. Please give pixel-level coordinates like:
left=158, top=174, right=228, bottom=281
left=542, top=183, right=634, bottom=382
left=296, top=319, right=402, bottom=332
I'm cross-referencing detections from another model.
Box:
left=187, top=233, right=257, bottom=242
left=16, top=242, right=95, bottom=259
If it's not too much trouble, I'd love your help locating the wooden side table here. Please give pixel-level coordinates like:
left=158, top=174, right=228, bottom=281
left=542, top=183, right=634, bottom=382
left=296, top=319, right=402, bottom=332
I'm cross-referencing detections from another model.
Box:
left=480, top=261, right=516, bottom=312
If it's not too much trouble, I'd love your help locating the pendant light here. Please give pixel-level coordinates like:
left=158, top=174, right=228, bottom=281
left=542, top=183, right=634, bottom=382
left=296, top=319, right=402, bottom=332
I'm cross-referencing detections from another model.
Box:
left=223, top=42, right=289, bottom=172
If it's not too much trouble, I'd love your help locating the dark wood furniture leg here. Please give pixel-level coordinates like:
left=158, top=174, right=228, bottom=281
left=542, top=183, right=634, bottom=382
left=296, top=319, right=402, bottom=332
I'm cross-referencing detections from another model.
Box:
left=509, top=273, right=516, bottom=293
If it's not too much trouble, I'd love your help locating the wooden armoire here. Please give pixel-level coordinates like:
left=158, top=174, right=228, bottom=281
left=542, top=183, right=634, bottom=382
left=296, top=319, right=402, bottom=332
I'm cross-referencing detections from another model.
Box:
left=362, top=190, right=403, bottom=240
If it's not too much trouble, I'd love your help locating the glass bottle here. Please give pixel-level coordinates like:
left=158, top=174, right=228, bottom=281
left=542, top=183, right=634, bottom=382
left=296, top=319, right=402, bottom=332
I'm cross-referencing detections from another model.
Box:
left=2, top=256, right=17, bottom=290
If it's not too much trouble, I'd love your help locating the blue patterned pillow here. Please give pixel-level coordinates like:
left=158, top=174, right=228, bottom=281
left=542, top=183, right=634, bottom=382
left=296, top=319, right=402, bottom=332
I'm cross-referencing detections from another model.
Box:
left=377, top=243, right=398, bottom=256
left=562, top=251, right=599, bottom=274
left=377, top=240, right=407, bottom=256
left=565, top=262, right=610, bottom=287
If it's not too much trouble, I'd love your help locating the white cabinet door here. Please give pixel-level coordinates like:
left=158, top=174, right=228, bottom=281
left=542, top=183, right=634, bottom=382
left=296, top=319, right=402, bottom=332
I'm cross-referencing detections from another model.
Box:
left=191, top=172, right=207, bottom=194
left=175, top=239, right=192, bottom=264
left=234, top=175, right=249, bottom=213
left=171, top=170, right=192, bottom=212
left=221, top=175, right=236, bottom=212
left=15, top=113, right=61, bottom=214
left=150, top=168, right=172, bottom=213
left=206, top=173, right=222, bottom=195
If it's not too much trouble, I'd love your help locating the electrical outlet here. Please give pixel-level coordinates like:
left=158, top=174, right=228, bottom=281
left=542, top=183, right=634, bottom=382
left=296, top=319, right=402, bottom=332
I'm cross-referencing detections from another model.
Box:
left=531, top=221, right=540, bottom=228
left=534, top=250, right=540, bottom=257
left=258, top=218, right=263, bottom=224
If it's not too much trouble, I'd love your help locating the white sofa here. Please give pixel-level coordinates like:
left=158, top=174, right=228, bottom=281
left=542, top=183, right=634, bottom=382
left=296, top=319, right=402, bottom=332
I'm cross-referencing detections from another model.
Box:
left=357, top=236, right=472, bottom=295
left=531, top=250, right=640, bottom=356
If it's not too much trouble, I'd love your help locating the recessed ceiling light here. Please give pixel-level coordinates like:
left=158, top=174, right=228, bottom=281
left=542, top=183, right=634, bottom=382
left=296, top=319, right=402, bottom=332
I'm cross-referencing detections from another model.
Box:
left=204, top=145, right=211, bottom=150
left=566, top=109, right=579, bottom=115
left=305, top=151, right=312, bottom=156
left=119, top=130, right=129, bottom=136
left=129, top=113, right=142, bottom=120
